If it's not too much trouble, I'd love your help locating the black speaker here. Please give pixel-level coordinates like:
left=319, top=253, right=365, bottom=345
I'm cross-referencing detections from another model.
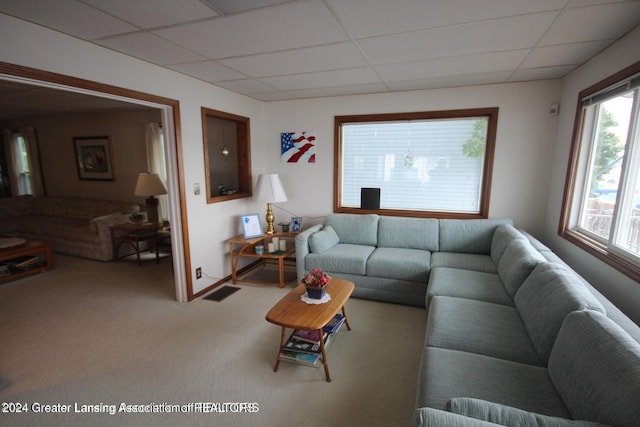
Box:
left=361, top=187, right=380, bottom=210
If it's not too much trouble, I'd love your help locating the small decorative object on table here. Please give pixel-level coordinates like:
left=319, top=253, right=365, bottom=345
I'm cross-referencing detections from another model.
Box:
left=302, top=268, right=330, bottom=300
left=278, top=222, right=290, bottom=233
left=129, top=212, right=145, bottom=223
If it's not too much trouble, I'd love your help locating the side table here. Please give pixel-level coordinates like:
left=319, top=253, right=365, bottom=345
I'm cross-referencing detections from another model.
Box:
left=110, top=221, right=170, bottom=265
left=228, top=233, right=296, bottom=287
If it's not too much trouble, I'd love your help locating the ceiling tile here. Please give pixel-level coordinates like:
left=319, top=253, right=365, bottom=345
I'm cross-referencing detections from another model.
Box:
left=81, top=0, right=219, bottom=29
left=219, top=42, right=368, bottom=77
left=203, top=0, right=294, bottom=14
left=357, top=12, right=558, bottom=65
left=541, top=2, right=640, bottom=45
left=214, top=78, right=279, bottom=95
left=376, top=50, right=530, bottom=82
left=0, top=0, right=137, bottom=39
left=97, top=32, right=205, bottom=65
left=521, top=40, right=611, bottom=68
left=259, top=67, right=381, bottom=91
left=287, top=82, right=389, bottom=99
left=328, top=0, right=567, bottom=39
left=169, top=60, right=247, bottom=82
left=386, top=72, right=513, bottom=92
left=510, top=65, right=576, bottom=81
left=153, top=1, right=348, bottom=59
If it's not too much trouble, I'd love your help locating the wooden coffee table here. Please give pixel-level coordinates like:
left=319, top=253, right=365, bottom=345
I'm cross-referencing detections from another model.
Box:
left=0, top=239, right=53, bottom=283
left=265, top=278, right=354, bottom=382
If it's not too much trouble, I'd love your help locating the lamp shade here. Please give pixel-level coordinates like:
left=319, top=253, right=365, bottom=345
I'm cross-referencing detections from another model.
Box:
left=134, top=173, right=167, bottom=197
left=255, top=174, right=287, bottom=203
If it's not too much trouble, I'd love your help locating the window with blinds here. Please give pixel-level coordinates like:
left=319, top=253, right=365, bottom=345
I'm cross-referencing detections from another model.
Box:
left=334, top=108, right=499, bottom=218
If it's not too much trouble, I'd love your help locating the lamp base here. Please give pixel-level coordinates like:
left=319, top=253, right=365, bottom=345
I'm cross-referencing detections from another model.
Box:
left=145, top=196, right=160, bottom=223
left=265, top=202, right=275, bottom=235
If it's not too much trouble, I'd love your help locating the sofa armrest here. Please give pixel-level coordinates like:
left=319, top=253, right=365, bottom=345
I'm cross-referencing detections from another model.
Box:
left=414, top=407, right=501, bottom=427
left=90, top=213, right=132, bottom=239
left=295, top=223, right=324, bottom=282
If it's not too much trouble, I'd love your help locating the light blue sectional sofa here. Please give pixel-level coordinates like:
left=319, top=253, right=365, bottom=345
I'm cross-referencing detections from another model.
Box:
left=295, top=213, right=640, bottom=426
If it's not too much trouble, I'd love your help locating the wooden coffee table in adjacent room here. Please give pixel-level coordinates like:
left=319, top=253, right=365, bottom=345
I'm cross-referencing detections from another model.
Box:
left=0, top=239, right=53, bottom=283
left=265, top=278, right=354, bottom=382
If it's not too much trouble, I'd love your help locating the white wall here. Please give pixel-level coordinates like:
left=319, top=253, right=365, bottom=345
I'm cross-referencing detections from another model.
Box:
left=262, top=80, right=562, bottom=237
left=0, top=14, right=266, bottom=295
left=544, top=25, right=640, bottom=324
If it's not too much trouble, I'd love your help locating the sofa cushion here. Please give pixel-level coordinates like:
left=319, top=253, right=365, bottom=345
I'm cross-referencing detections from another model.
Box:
left=415, top=407, right=502, bottom=427
left=439, top=218, right=513, bottom=254
left=426, top=296, right=541, bottom=365
left=416, top=347, right=570, bottom=418
left=309, top=225, right=340, bottom=254
left=377, top=216, right=439, bottom=251
left=305, top=243, right=375, bottom=275
left=32, top=196, right=138, bottom=221
left=426, top=268, right=513, bottom=307
left=43, top=217, right=101, bottom=244
left=431, top=252, right=497, bottom=273
left=498, top=239, right=546, bottom=298
left=447, top=398, right=611, bottom=427
left=515, top=263, right=606, bottom=364
left=325, top=213, right=378, bottom=246
left=548, top=310, right=640, bottom=427
left=490, top=224, right=527, bottom=266
left=0, top=195, right=33, bottom=217
left=366, top=247, right=430, bottom=282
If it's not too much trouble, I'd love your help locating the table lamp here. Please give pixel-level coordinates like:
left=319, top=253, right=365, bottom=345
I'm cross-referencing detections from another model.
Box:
left=255, top=174, right=288, bottom=234
left=134, top=172, right=167, bottom=223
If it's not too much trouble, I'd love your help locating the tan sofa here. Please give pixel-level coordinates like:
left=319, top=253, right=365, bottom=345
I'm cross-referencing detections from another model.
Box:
left=0, top=196, right=140, bottom=261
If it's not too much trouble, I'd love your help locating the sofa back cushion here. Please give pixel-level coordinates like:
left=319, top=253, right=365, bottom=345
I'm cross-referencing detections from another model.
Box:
left=548, top=310, right=640, bottom=427
left=309, top=225, right=340, bottom=254
left=325, top=214, right=379, bottom=246
left=377, top=216, right=439, bottom=251
left=439, top=218, right=513, bottom=254
left=0, top=195, right=35, bottom=218
left=32, top=197, right=139, bottom=221
left=515, top=263, right=606, bottom=364
left=490, top=224, right=526, bottom=266
left=498, top=239, right=546, bottom=298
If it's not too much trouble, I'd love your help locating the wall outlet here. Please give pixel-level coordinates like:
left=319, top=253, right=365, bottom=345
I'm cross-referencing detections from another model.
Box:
left=196, top=267, right=202, bottom=279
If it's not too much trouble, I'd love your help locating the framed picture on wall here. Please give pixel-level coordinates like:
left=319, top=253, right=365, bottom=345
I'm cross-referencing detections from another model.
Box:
left=73, top=136, right=114, bottom=181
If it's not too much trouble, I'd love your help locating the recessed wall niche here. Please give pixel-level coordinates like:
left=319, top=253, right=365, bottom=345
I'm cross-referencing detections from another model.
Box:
left=201, top=107, right=251, bottom=203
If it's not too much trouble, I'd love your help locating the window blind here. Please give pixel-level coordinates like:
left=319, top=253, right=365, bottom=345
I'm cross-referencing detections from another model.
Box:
left=341, top=118, right=487, bottom=213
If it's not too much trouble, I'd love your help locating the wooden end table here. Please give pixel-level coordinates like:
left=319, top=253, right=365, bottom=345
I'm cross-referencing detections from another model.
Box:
left=110, top=221, right=170, bottom=265
left=227, top=233, right=296, bottom=288
left=265, top=279, right=354, bottom=382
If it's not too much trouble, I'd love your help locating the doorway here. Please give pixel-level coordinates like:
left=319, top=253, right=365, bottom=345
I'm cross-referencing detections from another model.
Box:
left=0, top=62, right=189, bottom=301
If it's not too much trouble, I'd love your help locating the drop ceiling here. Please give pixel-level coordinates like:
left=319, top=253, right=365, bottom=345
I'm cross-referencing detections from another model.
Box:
left=1, top=0, right=640, bottom=102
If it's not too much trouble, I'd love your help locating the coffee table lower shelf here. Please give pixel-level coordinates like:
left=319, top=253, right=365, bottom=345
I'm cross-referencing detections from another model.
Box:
left=0, top=241, right=53, bottom=283
left=265, top=279, right=354, bottom=382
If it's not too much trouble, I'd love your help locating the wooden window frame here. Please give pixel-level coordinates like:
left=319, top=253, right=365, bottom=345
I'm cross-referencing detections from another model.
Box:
left=334, top=107, right=498, bottom=219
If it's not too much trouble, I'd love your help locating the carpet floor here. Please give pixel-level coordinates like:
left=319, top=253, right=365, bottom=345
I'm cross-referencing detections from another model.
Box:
left=0, top=254, right=427, bottom=426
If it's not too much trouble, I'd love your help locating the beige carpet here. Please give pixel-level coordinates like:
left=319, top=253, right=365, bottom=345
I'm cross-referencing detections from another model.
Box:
left=0, top=255, right=427, bottom=426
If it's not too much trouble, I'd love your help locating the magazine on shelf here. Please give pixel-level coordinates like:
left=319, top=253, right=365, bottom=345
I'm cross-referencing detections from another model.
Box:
left=279, top=350, right=320, bottom=367
left=291, top=329, right=327, bottom=344
left=323, top=313, right=345, bottom=334
left=284, top=331, right=336, bottom=355
left=284, top=337, right=321, bottom=354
